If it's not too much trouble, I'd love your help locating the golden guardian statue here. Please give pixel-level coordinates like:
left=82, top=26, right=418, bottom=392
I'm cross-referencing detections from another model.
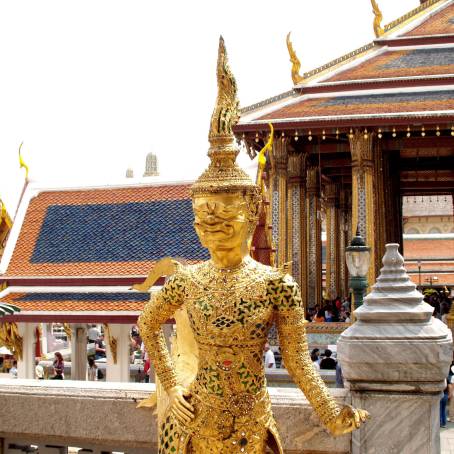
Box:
left=138, top=36, right=368, bottom=454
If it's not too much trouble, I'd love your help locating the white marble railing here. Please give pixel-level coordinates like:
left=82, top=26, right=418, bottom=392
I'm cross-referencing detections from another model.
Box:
left=0, top=379, right=351, bottom=454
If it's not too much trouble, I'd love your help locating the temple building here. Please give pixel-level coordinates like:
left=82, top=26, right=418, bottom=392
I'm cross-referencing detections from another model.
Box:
left=235, top=0, right=454, bottom=308
left=0, top=181, right=208, bottom=379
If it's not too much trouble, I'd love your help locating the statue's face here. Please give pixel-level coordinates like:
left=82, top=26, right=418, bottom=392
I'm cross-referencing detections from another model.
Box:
left=193, top=192, right=251, bottom=252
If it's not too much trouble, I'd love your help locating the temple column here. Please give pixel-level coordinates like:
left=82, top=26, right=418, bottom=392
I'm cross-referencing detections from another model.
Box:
left=349, top=130, right=377, bottom=286
left=325, top=183, right=341, bottom=300
left=270, top=138, right=288, bottom=267
left=105, top=324, right=131, bottom=382
left=70, top=324, right=87, bottom=380
left=338, top=189, right=350, bottom=298
left=306, top=166, right=322, bottom=309
left=287, top=152, right=307, bottom=293
left=17, top=322, right=37, bottom=379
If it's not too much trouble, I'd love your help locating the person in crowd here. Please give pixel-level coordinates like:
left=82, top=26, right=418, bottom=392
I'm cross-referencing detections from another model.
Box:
left=320, top=349, right=337, bottom=370
left=87, top=324, right=100, bottom=343
left=87, top=357, right=98, bottom=381
left=9, top=360, right=18, bottom=378
left=35, top=358, right=44, bottom=379
left=264, top=342, right=276, bottom=369
left=325, top=309, right=334, bottom=323
left=336, top=362, right=344, bottom=388
left=95, top=334, right=106, bottom=360
left=312, top=309, right=325, bottom=323
left=51, top=352, right=64, bottom=379
left=448, top=361, right=454, bottom=422
left=344, top=311, right=352, bottom=323
left=441, top=372, right=450, bottom=428
left=441, top=304, right=450, bottom=325
left=311, top=348, right=320, bottom=371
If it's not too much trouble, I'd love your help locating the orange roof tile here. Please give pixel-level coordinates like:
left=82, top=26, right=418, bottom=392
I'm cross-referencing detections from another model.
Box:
left=6, top=183, right=208, bottom=278
left=404, top=3, right=454, bottom=36
left=1, top=292, right=148, bottom=312
left=324, top=48, right=454, bottom=83
left=257, top=90, right=454, bottom=122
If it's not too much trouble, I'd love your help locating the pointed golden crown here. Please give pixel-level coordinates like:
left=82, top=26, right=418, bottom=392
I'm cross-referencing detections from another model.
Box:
left=191, top=37, right=260, bottom=199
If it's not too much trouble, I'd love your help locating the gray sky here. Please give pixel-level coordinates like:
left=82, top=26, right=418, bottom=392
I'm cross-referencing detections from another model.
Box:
left=0, top=0, right=416, bottom=213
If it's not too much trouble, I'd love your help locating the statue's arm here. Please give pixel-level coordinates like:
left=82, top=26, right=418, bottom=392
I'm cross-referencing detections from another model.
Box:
left=138, top=273, right=186, bottom=391
left=273, top=275, right=341, bottom=429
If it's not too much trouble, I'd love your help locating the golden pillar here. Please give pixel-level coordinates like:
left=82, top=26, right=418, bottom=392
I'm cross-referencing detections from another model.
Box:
left=325, top=183, right=341, bottom=300
left=287, top=152, right=307, bottom=298
left=306, top=166, right=322, bottom=309
left=338, top=189, right=350, bottom=298
left=270, top=138, right=288, bottom=267
left=349, top=130, right=376, bottom=286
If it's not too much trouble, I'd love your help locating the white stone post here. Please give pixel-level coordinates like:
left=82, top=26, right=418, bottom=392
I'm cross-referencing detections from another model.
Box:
left=17, top=322, right=37, bottom=379
left=70, top=324, right=87, bottom=380
left=338, top=243, right=452, bottom=454
left=106, top=324, right=131, bottom=382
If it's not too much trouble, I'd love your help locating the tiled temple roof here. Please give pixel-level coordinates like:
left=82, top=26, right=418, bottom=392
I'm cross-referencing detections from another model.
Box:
left=238, top=0, right=454, bottom=128
left=403, top=2, right=454, bottom=36
left=4, top=183, right=209, bottom=278
left=324, top=48, right=454, bottom=83
left=0, top=291, right=150, bottom=312
left=255, top=90, right=454, bottom=122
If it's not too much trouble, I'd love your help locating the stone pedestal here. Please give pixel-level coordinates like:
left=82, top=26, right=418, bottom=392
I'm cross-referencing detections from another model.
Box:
left=70, top=324, right=87, bottom=380
left=17, top=322, right=38, bottom=379
left=106, top=324, right=131, bottom=382
left=338, top=243, right=452, bottom=454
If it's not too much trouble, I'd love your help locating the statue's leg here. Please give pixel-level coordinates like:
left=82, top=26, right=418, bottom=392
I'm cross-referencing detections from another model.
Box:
left=158, top=414, right=186, bottom=454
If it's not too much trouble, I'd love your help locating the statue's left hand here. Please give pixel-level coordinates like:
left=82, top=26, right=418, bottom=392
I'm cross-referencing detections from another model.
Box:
left=327, top=405, right=369, bottom=436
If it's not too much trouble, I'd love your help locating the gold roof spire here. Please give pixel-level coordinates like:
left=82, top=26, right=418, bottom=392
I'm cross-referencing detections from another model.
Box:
left=191, top=36, right=259, bottom=199
left=18, top=142, right=29, bottom=181
left=371, top=0, right=384, bottom=37
left=286, top=32, right=304, bottom=85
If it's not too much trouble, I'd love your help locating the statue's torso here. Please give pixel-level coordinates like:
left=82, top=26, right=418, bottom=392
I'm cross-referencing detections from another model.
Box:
left=181, top=258, right=281, bottom=398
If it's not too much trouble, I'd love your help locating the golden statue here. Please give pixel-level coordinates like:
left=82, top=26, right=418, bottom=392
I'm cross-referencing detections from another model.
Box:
left=138, top=36, right=368, bottom=453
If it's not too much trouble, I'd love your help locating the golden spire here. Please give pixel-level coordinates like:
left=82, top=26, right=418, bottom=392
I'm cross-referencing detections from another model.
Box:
left=286, top=32, right=304, bottom=85
left=191, top=36, right=259, bottom=201
left=371, top=0, right=384, bottom=37
left=18, top=142, right=29, bottom=181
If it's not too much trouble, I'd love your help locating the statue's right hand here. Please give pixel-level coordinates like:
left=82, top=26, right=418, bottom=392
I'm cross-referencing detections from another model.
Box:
left=168, top=385, right=194, bottom=425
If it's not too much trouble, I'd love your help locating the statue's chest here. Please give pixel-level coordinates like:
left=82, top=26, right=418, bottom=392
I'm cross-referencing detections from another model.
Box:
left=184, top=276, right=273, bottom=342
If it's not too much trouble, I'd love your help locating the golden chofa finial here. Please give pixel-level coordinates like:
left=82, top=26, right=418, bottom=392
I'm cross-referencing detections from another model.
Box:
left=371, top=0, right=384, bottom=37
left=286, top=32, right=304, bottom=85
left=18, top=142, right=29, bottom=181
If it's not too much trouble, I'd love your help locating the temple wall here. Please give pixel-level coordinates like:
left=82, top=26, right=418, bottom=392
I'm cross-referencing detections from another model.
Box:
left=0, top=379, right=351, bottom=454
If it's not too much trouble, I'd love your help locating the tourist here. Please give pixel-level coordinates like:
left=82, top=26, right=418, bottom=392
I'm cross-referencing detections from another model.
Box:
left=87, top=357, right=98, bottom=381
left=448, top=363, right=454, bottom=422
left=325, top=309, right=334, bottom=323
left=87, top=324, right=100, bottom=343
left=9, top=360, right=18, bottom=379
left=312, top=309, right=325, bottom=323
left=95, top=334, right=106, bottom=360
left=51, top=352, right=64, bottom=379
left=344, top=311, right=351, bottom=323
left=441, top=304, right=450, bottom=325
left=320, top=349, right=337, bottom=370
left=441, top=375, right=449, bottom=428
left=264, top=343, right=276, bottom=369
left=311, top=349, right=320, bottom=371
left=35, top=358, right=44, bottom=380
left=336, top=362, right=344, bottom=388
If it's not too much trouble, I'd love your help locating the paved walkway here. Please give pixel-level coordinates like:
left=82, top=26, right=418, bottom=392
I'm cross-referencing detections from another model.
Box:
left=441, top=421, right=454, bottom=453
